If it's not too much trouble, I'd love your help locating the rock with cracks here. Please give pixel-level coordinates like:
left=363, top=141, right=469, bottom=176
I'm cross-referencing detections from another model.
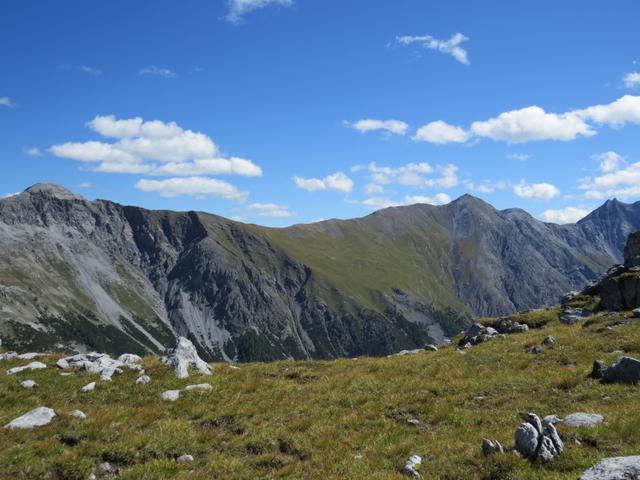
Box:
left=514, top=412, right=564, bottom=462
left=579, top=455, right=640, bottom=480
left=161, top=337, right=212, bottom=379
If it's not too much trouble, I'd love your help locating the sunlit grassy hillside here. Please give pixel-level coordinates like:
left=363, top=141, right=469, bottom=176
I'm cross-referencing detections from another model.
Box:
left=1, top=309, right=640, bottom=479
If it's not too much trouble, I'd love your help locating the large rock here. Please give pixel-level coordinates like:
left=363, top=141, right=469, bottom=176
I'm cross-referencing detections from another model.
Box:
left=4, top=407, right=56, bottom=429
left=515, top=422, right=540, bottom=459
left=514, top=413, right=563, bottom=462
left=580, top=456, right=640, bottom=480
left=624, top=231, right=640, bottom=268
left=57, top=353, right=124, bottom=380
left=602, top=356, right=640, bottom=384
left=161, top=337, right=212, bottom=379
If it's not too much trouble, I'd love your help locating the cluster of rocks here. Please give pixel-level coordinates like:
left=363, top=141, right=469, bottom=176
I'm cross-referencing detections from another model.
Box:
left=56, top=352, right=144, bottom=381
left=515, top=412, right=564, bottom=462
left=458, top=318, right=529, bottom=349
left=161, top=383, right=213, bottom=401
left=559, top=306, right=591, bottom=325
left=592, top=356, right=640, bottom=384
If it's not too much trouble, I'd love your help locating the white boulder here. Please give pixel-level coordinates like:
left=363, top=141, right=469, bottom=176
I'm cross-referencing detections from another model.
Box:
left=161, top=337, right=212, bottom=379
left=161, top=390, right=181, bottom=401
left=580, top=456, right=640, bottom=479
left=80, top=382, right=96, bottom=393
left=70, top=410, right=87, bottom=419
left=184, top=383, right=212, bottom=391
left=20, top=379, right=39, bottom=389
left=7, top=361, right=47, bottom=375
left=4, top=407, right=56, bottom=429
left=136, top=374, right=151, bottom=385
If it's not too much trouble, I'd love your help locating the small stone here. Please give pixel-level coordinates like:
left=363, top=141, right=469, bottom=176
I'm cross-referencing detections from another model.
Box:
left=402, top=454, right=422, bottom=477
left=161, top=389, right=181, bottom=401
left=136, top=374, right=151, bottom=385
left=407, top=418, right=420, bottom=426
left=7, top=361, right=47, bottom=375
left=482, top=439, right=504, bottom=456
left=4, top=407, right=56, bottom=429
left=97, top=462, right=112, bottom=474
left=56, top=358, right=70, bottom=369
left=542, top=336, right=556, bottom=345
left=184, top=383, right=212, bottom=391
left=20, top=379, right=39, bottom=389
left=424, top=344, right=438, bottom=352
left=117, top=353, right=142, bottom=364
left=529, top=346, right=542, bottom=354
left=561, top=412, right=604, bottom=428
left=80, top=382, right=96, bottom=393
left=60, top=372, right=72, bottom=377
left=176, top=454, right=194, bottom=463
left=632, top=308, right=640, bottom=318
left=71, top=410, right=87, bottom=419
left=17, top=352, right=40, bottom=360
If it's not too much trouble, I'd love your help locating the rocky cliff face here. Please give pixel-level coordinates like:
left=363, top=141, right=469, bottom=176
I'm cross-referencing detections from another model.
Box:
left=0, top=184, right=638, bottom=361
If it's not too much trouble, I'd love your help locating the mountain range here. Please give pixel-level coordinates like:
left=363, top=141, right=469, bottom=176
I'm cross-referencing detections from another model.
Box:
left=1, top=183, right=639, bottom=361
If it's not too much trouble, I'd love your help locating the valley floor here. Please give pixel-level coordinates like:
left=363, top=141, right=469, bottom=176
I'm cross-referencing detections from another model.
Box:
left=1, top=310, right=640, bottom=479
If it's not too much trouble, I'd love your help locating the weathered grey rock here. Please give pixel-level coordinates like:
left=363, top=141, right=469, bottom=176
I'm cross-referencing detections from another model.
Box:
left=97, top=462, right=112, bottom=474
left=407, top=418, right=420, bottom=426
left=624, top=231, right=640, bottom=268
left=80, top=381, right=96, bottom=393
left=424, top=344, right=438, bottom=352
left=71, top=410, right=86, bottom=419
left=7, top=361, right=46, bottom=375
left=136, top=374, right=151, bottom=385
left=543, top=415, right=562, bottom=427
left=542, top=336, right=556, bottom=345
left=519, top=412, right=543, bottom=434
left=602, top=356, right=640, bottom=384
left=544, top=424, right=564, bottom=453
left=162, top=337, right=212, bottom=379
left=184, top=383, right=212, bottom=391
left=0, top=351, right=17, bottom=361
left=58, top=352, right=125, bottom=381
left=515, top=422, right=539, bottom=459
left=560, top=291, right=580, bottom=304
left=529, top=346, right=542, bottom=354
left=176, top=454, right=194, bottom=463
left=56, top=358, right=69, bottom=369
left=591, top=360, right=605, bottom=379
left=20, top=379, right=39, bottom=389
left=562, top=412, right=604, bottom=428
left=17, top=352, right=39, bottom=360
left=4, top=407, right=56, bottom=429
left=580, top=455, right=640, bottom=480
left=536, top=434, right=559, bottom=462
left=402, top=454, right=422, bottom=478
left=161, top=389, right=181, bottom=401
left=633, top=307, right=640, bottom=318
left=482, top=439, right=504, bottom=456
left=117, top=353, right=142, bottom=364
left=390, top=349, right=423, bottom=357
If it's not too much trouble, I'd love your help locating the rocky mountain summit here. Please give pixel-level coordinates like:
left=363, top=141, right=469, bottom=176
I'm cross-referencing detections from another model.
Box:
left=1, top=184, right=640, bottom=361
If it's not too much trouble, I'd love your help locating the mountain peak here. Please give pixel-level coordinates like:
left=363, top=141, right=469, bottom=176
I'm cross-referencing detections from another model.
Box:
left=25, top=183, right=83, bottom=201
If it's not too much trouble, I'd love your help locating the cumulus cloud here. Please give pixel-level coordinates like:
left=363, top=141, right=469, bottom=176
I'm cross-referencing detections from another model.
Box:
left=293, top=171, right=353, bottom=193
left=413, top=120, right=469, bottom=144
left=594, top=151, right=624, bottom=173
left=225, top=0, right=293, bottom=25
left=360, top=197, right=401, bottom=209
left=540, top=206, right=590, bottom=224
left=23, top=147, right=42, bottom=156
left=0, top=97, right=13, bottom=108
left=135, top=176, right=248, bottom=201
left=463, top=179, right=510, bottom=194
left=413, top=95, right=640, bottom=144
left=579, top=159, right=640, bottom=200
left=138, top=66, right=176, bottom=78
left=247, top=202, right=293, bottom=217
left=513, top=180, right=560, bottom=201
left=345, top=119, right=409, bottom=136
left=404, top=193, right=451, bottom=205
left=361, top=161, right=458, bottom=190
left=623, top=72, right=640, bottom=88
left=50, top=115, right=262, bottom=177
left=394, top=33, right=470, bottom=65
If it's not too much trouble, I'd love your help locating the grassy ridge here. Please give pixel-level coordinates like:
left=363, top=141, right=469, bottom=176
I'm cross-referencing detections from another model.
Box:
left=1, top=310, right=640, bottom=479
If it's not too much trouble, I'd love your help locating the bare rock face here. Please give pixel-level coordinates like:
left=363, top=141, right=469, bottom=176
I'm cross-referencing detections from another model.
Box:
left=624, top=231, right=640, bottom=268
left=580, top=456, right=640, bottom=480
left=162, top=337, right=213, bottom=379
left=4, top=407, right=56, bottom=429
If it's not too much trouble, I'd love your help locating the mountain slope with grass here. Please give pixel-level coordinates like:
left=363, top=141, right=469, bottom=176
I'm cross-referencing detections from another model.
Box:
left=1, top=184, right=639, bottom=361
left=1, top=306, right=640, bottom=479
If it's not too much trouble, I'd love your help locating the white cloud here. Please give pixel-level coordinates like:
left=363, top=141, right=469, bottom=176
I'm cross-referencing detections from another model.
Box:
left=346, top=119, right=409, bottom=136
left=363, top=161, right=457, bottom=189
left=293, top=171, right=353, bottom=193
left=364, top=183, right=385, bottom=194
left=540, top=206, right=590, bottom=224
left=394, top=33, right=470, bottom=65
left=470, top=106, right=595, bottom=143
left=138, top=66, right=176, bottom=78
left=225, top=0, right=293, bottom=25
left=580, top=160, right=640, bottom=200
left=50, top=115, right=262, bottom=178
left=135, top=177, right=247, bottom=201
left=513, top=180, right=560, bottom=201
left=463, top=179, right=509, bottom=194
left=624, top=72, right=640, bottom=88
left=413, top=120, right=469, bottom=144
left=413, top=95, right=640, bottom=145
left=594, top=151, right=624, bottom=173
left=23, top=147, right=42, bottom=156
left=0, top=97, right=13, bottom=108
left=404, top=193, right=451, bottom=205
left=78, top=182, right=92, bottom=189
left=574, top=95, right=640, bottom=127
left=506, top=153, right=531, bottom=161
left=360, top=197, right=401, bottom=209
left=247, top=202, right=293, bottom=217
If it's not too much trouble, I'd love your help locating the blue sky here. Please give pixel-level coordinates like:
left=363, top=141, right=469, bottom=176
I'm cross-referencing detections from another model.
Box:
left=1, top=0, right=640, bottom=226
